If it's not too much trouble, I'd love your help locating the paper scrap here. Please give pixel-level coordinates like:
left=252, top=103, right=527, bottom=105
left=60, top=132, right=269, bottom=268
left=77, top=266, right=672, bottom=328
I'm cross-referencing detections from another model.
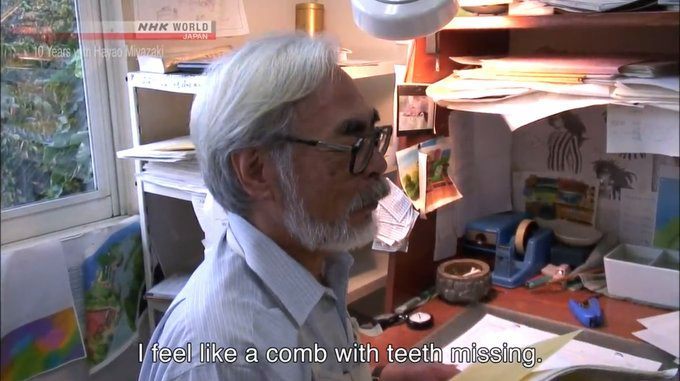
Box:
left=618, top=189, right=656, bottom=246
left=634, top=310, right=679, bottom=358
left=372, top=179, right=419, bottom=253
left=606, top=104, right=680, bottom=157
left=191, top=192, right=229, bottom=249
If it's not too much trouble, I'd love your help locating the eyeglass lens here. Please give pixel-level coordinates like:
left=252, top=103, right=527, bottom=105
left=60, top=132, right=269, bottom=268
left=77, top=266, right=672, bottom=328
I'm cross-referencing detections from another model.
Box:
left=353, top=128, right=391, bottom=174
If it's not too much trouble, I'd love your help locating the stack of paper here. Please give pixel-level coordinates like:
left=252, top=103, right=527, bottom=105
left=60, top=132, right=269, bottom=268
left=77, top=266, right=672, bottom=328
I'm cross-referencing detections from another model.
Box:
left=613, top=76, right=679, bottom=111
left=140, top=160, right=206, bottom=194
left=428, top=55, right=679, bottom=129
left=116, top=135, right=195, bottom=162
left=444, top=314, right=670, bottom=381
left=372, top=179, right=420, bottom=252
left=538, top=0, right=655, bottom=12
left=146, top=273, right=192, bottom=301
left=633, top=311, right=679, bottom=359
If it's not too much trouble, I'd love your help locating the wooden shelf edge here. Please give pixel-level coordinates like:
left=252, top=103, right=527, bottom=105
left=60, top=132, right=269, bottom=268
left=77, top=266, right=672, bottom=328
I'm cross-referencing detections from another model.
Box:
left=127, top=62, right=395, bottom=92
left=342, top=62, right=395, bottom=80
left=141, top=180, right=206, bottom=201
left=348, top=268, right=388, bottom=304
left=443, top=11, right=680, bottom=30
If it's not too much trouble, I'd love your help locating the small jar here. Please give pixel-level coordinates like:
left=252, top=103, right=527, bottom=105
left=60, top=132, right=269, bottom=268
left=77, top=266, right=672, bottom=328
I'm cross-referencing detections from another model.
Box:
left=295, top=2, right=324, bottom=37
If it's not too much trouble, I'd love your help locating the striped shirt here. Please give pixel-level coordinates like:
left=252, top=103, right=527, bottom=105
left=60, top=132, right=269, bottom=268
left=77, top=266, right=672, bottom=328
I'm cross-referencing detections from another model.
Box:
left=547, top=130, right=582, bottom=174
left=138, top=213, right=371, bottom=380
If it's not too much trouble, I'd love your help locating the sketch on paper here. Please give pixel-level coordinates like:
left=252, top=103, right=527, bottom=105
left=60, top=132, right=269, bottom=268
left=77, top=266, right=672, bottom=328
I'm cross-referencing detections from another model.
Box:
left=592, top=159, right=637, bottom=201
left=546, top=111, right=587, bottom=174
left=618, top=153, right=647, bottom=160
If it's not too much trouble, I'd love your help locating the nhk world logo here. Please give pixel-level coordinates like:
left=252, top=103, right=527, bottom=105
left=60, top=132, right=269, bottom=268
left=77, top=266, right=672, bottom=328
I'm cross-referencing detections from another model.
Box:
left=82, top=21, right=217, bottom=40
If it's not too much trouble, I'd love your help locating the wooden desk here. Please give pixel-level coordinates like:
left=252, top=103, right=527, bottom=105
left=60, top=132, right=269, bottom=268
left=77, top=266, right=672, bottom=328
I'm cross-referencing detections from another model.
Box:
left=362, top=285, right=670, bottom=368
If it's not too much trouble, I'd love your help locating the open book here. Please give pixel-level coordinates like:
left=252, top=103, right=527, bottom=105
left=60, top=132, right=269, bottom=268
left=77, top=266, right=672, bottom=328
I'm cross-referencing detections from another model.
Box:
left=445, top=314, right=678, bottom=381
left=396, top=137, right=462, bottom=214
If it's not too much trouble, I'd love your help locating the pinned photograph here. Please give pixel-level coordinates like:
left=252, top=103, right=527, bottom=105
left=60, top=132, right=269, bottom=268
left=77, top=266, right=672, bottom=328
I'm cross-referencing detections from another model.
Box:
left=397, top=84, right=436, bottom=135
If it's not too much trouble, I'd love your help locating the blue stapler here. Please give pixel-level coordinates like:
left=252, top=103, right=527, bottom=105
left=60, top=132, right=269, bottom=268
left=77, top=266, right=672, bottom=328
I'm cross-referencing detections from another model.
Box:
left=569, top=297, right=603, bottom=328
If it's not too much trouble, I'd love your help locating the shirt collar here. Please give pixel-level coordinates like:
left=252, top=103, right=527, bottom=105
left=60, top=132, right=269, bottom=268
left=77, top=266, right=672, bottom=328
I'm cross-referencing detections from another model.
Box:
left=225, top=213, right=353, bottom=327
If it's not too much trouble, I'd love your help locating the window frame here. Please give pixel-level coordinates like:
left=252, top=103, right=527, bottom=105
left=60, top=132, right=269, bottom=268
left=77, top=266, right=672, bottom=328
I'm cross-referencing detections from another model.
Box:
left=1, top=0, right=123, bottom=245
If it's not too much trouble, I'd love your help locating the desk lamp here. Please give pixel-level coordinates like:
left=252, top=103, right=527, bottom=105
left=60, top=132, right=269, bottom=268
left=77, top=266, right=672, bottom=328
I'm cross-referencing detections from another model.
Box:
left=351, top=0, right=458, bottom=40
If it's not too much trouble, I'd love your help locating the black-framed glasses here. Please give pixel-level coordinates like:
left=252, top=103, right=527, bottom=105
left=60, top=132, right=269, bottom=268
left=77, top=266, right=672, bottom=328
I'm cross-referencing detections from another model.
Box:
left=280, top=126, right=392, bottom=174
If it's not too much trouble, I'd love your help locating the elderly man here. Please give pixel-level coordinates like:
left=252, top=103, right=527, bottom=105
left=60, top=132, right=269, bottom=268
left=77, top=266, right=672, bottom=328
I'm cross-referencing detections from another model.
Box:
left=139, top=34, right=458, bottom=381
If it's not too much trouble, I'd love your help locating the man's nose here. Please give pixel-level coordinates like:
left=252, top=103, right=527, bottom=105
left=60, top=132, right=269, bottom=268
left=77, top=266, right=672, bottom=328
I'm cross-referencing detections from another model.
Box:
left=366, top=144, right=388, bottom=177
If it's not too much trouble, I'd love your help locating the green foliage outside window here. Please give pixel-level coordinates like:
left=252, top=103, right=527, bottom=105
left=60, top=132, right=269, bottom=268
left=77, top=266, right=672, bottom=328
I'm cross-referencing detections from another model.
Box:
left=1, top=0, right=94, bottom=209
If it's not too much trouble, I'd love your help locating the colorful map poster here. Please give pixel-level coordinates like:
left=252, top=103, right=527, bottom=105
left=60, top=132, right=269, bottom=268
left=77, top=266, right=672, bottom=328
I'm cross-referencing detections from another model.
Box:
left=82, top=219, right=144, bottom=373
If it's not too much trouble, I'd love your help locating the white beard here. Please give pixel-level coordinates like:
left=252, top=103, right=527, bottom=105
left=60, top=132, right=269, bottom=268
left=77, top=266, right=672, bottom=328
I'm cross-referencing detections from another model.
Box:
left=276, top=168, right=388, bottom=252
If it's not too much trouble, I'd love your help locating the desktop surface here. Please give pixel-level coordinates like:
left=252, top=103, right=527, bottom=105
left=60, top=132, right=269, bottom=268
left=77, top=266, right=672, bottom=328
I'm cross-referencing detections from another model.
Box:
left=361, top=285, right=674, bottom=368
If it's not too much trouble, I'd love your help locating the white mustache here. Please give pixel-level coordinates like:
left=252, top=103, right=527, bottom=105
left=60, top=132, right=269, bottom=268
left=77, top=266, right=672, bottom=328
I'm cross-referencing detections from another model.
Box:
left=348, top=178, right=390, bottom=213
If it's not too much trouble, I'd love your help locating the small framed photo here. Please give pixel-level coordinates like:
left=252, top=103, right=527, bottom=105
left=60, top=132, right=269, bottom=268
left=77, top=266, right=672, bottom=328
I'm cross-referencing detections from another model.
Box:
left=396, top=84, right=436, bottom=136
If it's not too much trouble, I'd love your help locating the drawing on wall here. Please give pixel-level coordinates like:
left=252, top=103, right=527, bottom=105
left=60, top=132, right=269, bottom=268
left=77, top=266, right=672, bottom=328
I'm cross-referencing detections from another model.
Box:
left=592, top=159, right=637, bottom=201
left=618, top=153, right=647, bottom=160
left=546, top=111, right=587, bottom=174
left=522, top=174, right=598, bottom=225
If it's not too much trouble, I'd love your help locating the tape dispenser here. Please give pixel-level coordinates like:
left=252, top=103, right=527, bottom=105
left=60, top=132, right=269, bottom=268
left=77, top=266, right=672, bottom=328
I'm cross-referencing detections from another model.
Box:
left=463, top=212, right=553, bottom=288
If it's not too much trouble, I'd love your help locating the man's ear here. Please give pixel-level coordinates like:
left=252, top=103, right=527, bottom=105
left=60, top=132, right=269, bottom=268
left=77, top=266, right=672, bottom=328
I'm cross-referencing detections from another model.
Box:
left=230, top=148, right=275, bottom=201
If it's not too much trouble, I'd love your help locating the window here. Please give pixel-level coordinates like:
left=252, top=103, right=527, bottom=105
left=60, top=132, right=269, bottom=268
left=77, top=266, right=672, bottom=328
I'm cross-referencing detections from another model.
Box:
left=1, top=0, right=120, bottom=244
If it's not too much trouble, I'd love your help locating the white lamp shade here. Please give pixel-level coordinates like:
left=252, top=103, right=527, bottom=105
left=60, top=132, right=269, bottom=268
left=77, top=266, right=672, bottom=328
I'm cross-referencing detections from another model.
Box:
left=351, top=0, right=458, bottom=40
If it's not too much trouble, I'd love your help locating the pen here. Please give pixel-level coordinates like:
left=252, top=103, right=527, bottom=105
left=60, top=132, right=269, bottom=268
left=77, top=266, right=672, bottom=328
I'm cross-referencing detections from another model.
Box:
left=525, top=274, right=553, bottom=289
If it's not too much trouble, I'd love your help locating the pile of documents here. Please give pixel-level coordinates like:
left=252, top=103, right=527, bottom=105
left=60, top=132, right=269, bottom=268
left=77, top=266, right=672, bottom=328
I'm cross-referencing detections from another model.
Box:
left=140, top=160, right=206, bottom=194
left=117, top=135, right=208, bottom=194
left=445, top=314, right=676, bottom=381
left=372, top=180, right=420, bottom=252
left=537, top=0, right=657, bottom=12
left=427, top=55, right=679, bottom=130
left=116, top=135, right=195, bottom=162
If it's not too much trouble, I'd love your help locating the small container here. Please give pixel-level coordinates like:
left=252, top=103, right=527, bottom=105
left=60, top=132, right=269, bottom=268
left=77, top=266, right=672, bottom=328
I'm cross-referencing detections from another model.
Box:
left=436, top=259, right=491, bottom=304
left=604, top=244, right=679, bottom=308
left=296, top=2, right=324, bottom=37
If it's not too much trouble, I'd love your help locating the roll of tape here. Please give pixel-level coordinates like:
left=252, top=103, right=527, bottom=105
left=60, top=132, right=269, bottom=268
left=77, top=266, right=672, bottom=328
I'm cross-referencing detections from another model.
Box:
left=515, top=219, right=537, bottom=255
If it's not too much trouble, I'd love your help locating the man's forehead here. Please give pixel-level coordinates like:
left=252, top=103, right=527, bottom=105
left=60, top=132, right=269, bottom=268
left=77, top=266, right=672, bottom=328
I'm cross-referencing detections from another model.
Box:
left=293, top=71, right=373, bottom=132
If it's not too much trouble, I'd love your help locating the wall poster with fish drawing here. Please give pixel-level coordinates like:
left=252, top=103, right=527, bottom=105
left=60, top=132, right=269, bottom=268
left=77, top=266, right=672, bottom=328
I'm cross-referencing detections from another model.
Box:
left=82, top=218, right=145, bottom=374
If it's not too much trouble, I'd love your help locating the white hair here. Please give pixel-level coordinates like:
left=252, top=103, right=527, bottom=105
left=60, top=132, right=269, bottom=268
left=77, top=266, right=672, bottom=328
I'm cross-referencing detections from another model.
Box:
left=190, top=33, right=338, bottom=215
